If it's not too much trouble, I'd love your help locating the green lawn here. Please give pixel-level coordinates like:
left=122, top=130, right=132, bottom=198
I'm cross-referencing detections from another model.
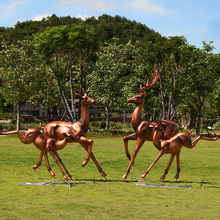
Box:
left=0, top=135, right=219, bottom=219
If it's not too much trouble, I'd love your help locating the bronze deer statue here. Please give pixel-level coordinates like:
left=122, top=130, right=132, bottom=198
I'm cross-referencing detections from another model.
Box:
left=122, top=65, right=184, bottom=179
left=0, top=125, right=75, bottom=179
left=40, top=93, right=107, bottom=178
left=141, top=122, right=218, bottom=180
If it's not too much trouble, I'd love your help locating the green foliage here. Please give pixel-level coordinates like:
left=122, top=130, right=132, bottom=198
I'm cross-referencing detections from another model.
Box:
left=0, top=40, right=46, bottom=105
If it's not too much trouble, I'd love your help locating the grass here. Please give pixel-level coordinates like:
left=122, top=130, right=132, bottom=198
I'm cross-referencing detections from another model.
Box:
left=0, top=135, right=219, bottom=219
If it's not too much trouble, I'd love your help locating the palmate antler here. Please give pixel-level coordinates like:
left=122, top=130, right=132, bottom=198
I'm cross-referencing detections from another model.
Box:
left=139, top=65, right=159, bottom=95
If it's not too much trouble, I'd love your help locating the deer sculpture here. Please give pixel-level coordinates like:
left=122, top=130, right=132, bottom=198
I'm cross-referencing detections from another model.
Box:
left=0, top=125, right=75, bottom=179
left=122, top=65, right=184, bottom=179
left=40, top=92, right=107, bottom=178
left=141, top=122, right=218, bottom=180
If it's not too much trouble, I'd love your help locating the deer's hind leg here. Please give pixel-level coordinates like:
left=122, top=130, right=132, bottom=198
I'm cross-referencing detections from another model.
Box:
left=17, top=130, right=33, bottom=144
left=174, top=151, right=181, bottom=179
left=160, top=153, right=176, bottom=180
left=53, top=150, right=72, bottom=179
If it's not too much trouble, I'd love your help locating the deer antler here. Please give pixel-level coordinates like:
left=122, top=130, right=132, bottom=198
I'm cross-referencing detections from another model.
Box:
left=139, top=65, right=159, bottom=94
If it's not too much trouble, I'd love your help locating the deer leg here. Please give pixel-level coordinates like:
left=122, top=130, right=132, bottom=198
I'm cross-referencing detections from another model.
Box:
left=123, top=133, right=137, bottom=161
left=33, top=150, right=44, bottom=170
left=174, top=151, right=181, bottom=179
left=49, top=151, right=68, bottom=180
left=122, top=138, right=145, bottom=179
left=141, top=150, right=165, bottom=179
left=44, top=152, right=55, bottom=177
left=199, top=136, right=218, bottom=141
left=78, top=136, right=93, bottom=167
left=17, top=130, right=35, bottom=144
left=160, top=153, right=175, bottom=180
left=79, top=140, right=107, bottom=177
left=53, top=150, right=72, bottom=179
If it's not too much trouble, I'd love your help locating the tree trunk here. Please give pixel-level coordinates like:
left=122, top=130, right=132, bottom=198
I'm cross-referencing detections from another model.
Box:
left=16, top=103, right=20, bottom=130
left=158, top=70, right=167, bottom=119
left=105, top=106, right=110, bottom=130
left=57, top=81, right=74, bottom=122
left=69, top=70, right=76, bottom=121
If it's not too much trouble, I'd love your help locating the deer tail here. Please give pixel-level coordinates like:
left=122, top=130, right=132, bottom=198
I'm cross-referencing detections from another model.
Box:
left=39, top=122, right=44, bottom=128
left=179, top=124, right=185, bottom=131
left=188, top=130, right=193, bottom=135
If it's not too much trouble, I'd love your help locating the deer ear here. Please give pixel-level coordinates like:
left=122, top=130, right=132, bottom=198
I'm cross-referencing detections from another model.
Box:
left=84, top=92, right=88, bottom=96
left=141, top=93, right=147, bottom=98
left=75, top=93, right=82, bottom=99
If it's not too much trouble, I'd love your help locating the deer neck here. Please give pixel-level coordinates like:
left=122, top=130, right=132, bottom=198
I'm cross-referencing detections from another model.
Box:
left=131, top=102, right=143, bottom=132
left=79, top=105, right=90, bottom=132
left=152, top=130, right=161, bottom=150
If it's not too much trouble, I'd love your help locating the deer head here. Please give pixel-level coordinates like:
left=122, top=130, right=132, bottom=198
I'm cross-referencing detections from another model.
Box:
left=128, top=65, right=159, bottom=105
left=75, top=93, right=95, bottom=106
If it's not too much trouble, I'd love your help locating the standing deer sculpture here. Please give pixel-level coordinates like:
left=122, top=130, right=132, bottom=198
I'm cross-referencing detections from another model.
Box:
left=0, top=125, right=75, bottom=179
left=141, top=122, right=218, bottom=180
left=41, top=93, right=107, bottom=178
left=122, top=65, right=184, bottom=179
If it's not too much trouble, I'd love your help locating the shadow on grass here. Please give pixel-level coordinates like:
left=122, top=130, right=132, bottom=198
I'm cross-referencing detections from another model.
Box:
left=21, top=176, right=219, bottom=188
left=162, top=180, right=220, bottom=188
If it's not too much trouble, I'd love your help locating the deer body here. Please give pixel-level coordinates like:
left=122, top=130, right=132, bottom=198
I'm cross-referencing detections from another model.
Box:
left=122, top=66, right=182, bottom=179
left=141, top=123, right=218, bottom=180
left=41, top=93, right=107, bottom=178
left=0, top=126, right=74, bottom=179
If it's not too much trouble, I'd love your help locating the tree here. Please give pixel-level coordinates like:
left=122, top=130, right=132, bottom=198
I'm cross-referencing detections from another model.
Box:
left=88, top=39, right=141, bottom=129
left=0, top=39, right=46, bottom=129
left=179, top=42, right=218, bottom=133
left=34, top=24, right=99, bottom=121
left=135, top=36, right=187, bottom=121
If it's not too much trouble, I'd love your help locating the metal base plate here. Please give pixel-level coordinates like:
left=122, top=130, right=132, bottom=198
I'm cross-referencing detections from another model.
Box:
left=136, top=179, right=191, bottom=188
left=19, top=180, right=76, bottom=187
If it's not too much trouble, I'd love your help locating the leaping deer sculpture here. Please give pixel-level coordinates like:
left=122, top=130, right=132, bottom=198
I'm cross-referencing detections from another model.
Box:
left=141, top=122, right=218, bottom=180
left=0, top=125, right=75, bottom=179
left=40, top=93, right=107, bottom=178
left=122, top=65, right=184, bottom=179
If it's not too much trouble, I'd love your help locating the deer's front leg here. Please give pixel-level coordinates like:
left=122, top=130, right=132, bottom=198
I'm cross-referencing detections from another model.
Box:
left=53, top=150, right=72, bottom=179
left=44, top=152, right=55, bottom=177
left=49, top=151, right=68, bottom=180
left=122, top=137, right=145, bottom=179
left=123, top=133, right=137, bottom=160
left=78, top=136, right=93, bottom=167
left=142, top=150, right=165, bottom=179
left=33, top=150, right=44, bottom=170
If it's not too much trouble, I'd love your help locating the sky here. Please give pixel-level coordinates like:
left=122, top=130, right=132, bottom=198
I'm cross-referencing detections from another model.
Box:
left=1, top=0, right=220, bottom=53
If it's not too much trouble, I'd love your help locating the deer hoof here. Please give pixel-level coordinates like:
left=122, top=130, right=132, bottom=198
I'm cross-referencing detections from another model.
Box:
left=50, top=171, right=55, bottom=177
left=63, top=175, right=68, bottom=180
left=122, top=174, right=128, bottom=179
left=82, top=160, right=89, bottom=167
left=160, top=175, right=166, bottom=180
left=33, top=164, right=40, bottom=170
left=174, top=174, right=179, bottom=179
left=101, top=171, right=107, bottom=177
